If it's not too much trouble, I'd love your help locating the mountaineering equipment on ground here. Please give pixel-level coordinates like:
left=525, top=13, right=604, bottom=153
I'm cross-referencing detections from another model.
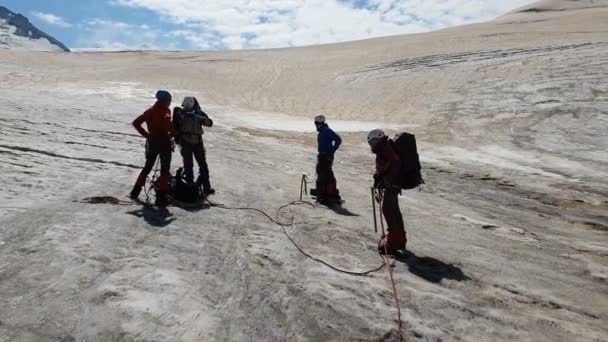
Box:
left=171, top=168, right=206, bottom=203
left=390, top=132, right=424, bottom=190
left=300, top=174, right=311, bottom=201
left=147, top=167, right=208, bottom=208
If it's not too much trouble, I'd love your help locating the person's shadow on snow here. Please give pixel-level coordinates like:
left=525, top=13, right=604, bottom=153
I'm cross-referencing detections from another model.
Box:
left=396, top=251, right=470, bottom=283
left=327, top=205, right=359, bottom=217
left=127, top=205, right=176, bottom=227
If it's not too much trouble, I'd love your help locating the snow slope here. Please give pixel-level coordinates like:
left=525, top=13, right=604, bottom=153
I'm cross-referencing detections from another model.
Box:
left=0, top=1, right=607, bottom=341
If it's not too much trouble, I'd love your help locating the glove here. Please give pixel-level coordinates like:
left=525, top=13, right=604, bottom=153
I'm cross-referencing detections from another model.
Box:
left=374, top=187, right=384, bottom=203
left=203, top=118, right=214, bottom=128
left=373, top=174, right=381, bottom=189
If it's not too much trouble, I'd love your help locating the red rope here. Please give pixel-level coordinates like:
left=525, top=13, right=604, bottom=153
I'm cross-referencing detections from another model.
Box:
left=379, top=195, right=404, bottom=341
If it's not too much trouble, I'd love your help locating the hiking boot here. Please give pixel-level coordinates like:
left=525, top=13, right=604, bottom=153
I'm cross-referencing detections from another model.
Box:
left=387, top=230, right=407, bottom=251
left=378, top=244, right=406, bottom=257
left=378, top=243, right=390, bottom=255
left=130, top=185, right=143, bottom=200
left=203, top=188, right=216, bottom=195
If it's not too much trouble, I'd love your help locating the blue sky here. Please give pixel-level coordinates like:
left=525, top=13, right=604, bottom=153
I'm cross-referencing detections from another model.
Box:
left=1, top=0, right=533, bottom=50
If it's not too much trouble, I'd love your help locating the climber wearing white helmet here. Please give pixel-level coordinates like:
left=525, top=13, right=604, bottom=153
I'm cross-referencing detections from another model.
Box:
left=182, top=96, right=196, bottom=110
left=311, top=114, right=342, bottom=205
left=368, top=129, right=407, bottom=254
left=367, top=129, right=386, bottom=146
left=172, top=96, right=215, bottom=195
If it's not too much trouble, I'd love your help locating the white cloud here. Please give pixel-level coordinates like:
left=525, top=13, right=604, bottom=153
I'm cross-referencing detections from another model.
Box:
left=111, top=0, right=534, bottom=50
left=168, top=30, right=222, bottom=50
left=31, top=11, right=72, bottom=28
left=77, top=19, right=165, bottom=50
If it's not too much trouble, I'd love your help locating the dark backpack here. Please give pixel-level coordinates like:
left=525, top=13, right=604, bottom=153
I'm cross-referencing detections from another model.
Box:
left=391, top=132, right=424, bottom=190
left=170, top=168, right=204, bottom=204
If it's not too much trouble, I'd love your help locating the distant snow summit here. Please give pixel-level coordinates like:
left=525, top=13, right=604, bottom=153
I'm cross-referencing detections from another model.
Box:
left=0, top=6, right=70, bottom=52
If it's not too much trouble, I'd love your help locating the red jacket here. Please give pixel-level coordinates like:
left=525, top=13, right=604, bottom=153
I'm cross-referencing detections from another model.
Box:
left=133, top=102, right=173, bottom=140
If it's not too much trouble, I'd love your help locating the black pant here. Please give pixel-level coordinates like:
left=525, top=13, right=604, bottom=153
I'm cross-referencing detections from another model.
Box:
left=316, top=154, right=338, bottom=198
left=141, top=138, right=171, bottom=178
left=135, top=138, right=171, bottom=194
left=180, top=141, right=211, bottom=189
left=382, top=186, right=405, bottom=232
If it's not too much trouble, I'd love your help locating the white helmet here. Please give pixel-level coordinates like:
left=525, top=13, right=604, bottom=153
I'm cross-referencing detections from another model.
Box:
left=314, top=115, right=326, bottom=124
left=182, top=96, right=196, bottom=110
left=367, top=129, right=386, bottom=145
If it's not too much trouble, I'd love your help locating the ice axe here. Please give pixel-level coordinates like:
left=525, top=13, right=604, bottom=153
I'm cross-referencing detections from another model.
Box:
left=300, top=174, right=309, bottom=201
left=371, top=187, right=378, bottom=233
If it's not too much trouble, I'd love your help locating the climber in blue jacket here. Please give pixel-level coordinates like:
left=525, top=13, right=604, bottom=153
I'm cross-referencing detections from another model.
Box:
left=312, top=115, right=342, bottom=205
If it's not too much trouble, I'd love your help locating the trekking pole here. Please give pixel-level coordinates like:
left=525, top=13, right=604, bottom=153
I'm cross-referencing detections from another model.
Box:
left=300, top=174, right=308, bottom=201
left=371, top=187, right=378, bottom=233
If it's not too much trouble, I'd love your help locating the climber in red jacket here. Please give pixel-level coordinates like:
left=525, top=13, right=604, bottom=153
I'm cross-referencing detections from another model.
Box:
left=130, top=90, right=174, bottom=206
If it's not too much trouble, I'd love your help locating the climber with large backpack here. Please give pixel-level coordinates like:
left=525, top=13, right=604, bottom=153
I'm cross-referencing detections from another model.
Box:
left=311, top=115, right=342, bottom=206
left=368, top=129, right=423, bottom=255
left=129, top=90, right=174, bottom=207
left=172, top=96, right=215, bottom=196
left=391, top=132, right=424, bottom=190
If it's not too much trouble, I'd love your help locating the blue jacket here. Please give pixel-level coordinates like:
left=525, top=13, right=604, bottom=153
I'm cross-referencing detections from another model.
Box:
left=317, top=123, right=342, bottom=156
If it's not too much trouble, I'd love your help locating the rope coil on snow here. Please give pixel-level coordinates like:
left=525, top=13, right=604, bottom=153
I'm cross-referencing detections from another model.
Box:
left=206, top=199, right=386, bottom=277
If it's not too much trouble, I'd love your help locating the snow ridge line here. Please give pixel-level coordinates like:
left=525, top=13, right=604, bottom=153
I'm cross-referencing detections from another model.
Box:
left=0, top=144, right=140, bottom=169
left=491, top=283, right=600, bottom=319
left=359, top=42, right=606, bottom=75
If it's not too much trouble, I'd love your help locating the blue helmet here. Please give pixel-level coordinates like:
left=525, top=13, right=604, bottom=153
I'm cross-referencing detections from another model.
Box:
left=155, top=90, right=172, bottom=102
